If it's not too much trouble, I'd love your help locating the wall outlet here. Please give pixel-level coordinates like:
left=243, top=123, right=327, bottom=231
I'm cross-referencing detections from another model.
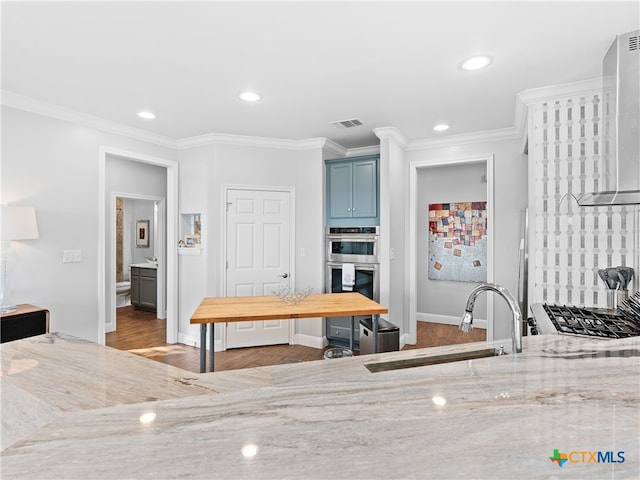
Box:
left=63, top=250, right=82, bottom=263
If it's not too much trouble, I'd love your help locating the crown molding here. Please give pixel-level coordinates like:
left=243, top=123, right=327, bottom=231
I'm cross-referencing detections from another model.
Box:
left=516, top=77, right=601, bottom=106
left=5, top=78, right=601, bottom=158
left=373, top=126, right=410, bottom=148
left=2, top=90, right=350, bottom=153
left=344, top=145, right=380, bottom=157
left=1, top=90, right=176, bottom=149
left=321, top=138, right=348, bottom=158
left=175, top=132, right=333, bottom=151
left=406, top=126, right=521, bottom=151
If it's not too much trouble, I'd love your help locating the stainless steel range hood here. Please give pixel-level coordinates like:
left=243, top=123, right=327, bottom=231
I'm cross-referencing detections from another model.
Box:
left=577, top=30, right=640, bottom=206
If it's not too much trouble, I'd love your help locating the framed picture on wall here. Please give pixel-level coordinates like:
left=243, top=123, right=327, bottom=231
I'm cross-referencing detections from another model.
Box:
left=428, top=201, right=487, bottom=282
left=136, top=220, right=150, bottom=248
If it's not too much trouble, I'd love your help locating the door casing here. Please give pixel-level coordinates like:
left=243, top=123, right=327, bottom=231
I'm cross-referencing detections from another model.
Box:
left=220, top=184, right=296, bottom=351
left=98, top=146, right=178, bottom=345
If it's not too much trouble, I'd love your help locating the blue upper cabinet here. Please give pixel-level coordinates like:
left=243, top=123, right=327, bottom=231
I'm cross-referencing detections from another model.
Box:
left=326, top=155, right=379, bottom=226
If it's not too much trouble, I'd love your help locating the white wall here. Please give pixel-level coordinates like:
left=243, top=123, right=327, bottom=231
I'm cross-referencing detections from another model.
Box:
left=1, top=102, right=526, bottom=348
left=416, top=162, right=488, bottom=320
left=1, top=106, right=176, bottom=342
left=177, top=142, right=325, bottom=349
left=407, top=138, right=527, bottom=342
left=366, top=129, right=411, bottom=345
left=125, top=199, right=156, bottom=267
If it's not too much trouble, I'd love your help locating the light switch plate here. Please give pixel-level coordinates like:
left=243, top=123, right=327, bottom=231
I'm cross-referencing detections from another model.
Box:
left=63, top=250, right=82, bottom=263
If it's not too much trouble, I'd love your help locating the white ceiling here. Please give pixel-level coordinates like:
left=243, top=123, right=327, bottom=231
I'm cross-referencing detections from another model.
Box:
left=2, top=1, right=639, bottom=149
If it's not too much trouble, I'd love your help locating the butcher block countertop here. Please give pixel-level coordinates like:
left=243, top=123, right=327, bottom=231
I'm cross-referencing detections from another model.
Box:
left=1, top=332, right=639, bottom=479
left=190, top=292, right=388, bottom=323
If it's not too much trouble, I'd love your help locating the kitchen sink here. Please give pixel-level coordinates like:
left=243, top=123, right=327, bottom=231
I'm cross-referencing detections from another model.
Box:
left=364, top=347, right=503, bottom=373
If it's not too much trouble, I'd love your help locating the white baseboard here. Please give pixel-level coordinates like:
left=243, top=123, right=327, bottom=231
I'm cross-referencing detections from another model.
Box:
left=178, top=332, right=198, bottom=347
left=399, top=332, right=410, bottom=349
left=178, top=332, right=224, bottom=352
left=293, top=333, right=327, bottom=349
left=179, top=331, right=326, bottom=352
left=417, top=312, right=487, bottom=330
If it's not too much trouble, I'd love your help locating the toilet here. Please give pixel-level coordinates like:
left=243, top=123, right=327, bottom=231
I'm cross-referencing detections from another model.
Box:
left=116, top=281, right=131, bottom=307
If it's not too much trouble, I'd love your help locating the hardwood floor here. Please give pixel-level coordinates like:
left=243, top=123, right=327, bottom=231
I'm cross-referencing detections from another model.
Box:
left=107, top=306, right=486, bottom=373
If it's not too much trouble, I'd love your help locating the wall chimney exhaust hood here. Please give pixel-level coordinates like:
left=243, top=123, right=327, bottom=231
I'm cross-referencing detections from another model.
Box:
left=577, top=30, right=640, bottom=206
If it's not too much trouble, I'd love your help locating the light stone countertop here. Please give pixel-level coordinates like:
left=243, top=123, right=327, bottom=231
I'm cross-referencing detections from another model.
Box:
left=129, top=263, right=158, bottom=269
left=1, top=333, right=639, bottom=479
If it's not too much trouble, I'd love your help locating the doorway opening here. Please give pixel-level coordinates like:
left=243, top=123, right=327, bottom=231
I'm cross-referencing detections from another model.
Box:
left=98, top=147, right=178, bottom=346
left=408, top=155, right=495, bottom=345
left=108, top=194, right=164, bottom=334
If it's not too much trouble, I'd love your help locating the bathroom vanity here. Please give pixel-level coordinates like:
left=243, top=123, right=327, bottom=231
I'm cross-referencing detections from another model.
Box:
left=130, top=265, right=156, bottom=312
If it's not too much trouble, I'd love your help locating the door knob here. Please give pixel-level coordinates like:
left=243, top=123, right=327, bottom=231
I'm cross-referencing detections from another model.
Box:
left=279, top=273, right=289, bottom=278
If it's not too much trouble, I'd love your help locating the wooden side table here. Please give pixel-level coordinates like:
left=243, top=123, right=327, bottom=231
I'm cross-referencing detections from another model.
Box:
left=0, top=304, right=50, bottom=343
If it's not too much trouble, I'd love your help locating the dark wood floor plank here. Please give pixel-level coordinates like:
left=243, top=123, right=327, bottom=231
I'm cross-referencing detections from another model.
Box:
left=107, top=306, right=486, bottom=373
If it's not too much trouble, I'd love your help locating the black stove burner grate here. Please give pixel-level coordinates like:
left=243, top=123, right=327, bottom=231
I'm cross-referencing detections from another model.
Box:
left=543, top=304, right=640, bottom=339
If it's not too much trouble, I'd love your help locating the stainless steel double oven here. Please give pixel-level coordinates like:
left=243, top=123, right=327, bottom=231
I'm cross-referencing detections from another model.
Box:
left=325, top=227, right=380, bottom=349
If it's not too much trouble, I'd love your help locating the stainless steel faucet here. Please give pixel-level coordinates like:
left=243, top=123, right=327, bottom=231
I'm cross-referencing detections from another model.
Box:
left=459, top=283, right=523, bottom=353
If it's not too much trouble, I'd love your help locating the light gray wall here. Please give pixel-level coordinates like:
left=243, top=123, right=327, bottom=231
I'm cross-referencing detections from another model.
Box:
left=379, top=137, right=408, bottom=338
left=1, top=106, right=176, bottom=342
left=120, top=199, right=157, bottom=279
left=177, top=142, right=325, bottom=348
left=407, top=138, right=527, bottom=342
left=416, top=162, right=488, bottom=319
left=1, top=101, right=525, bottom=347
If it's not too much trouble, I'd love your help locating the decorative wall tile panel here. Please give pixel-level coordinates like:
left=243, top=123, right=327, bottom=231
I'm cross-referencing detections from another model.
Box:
left=531, top=92, right=635, bottom=308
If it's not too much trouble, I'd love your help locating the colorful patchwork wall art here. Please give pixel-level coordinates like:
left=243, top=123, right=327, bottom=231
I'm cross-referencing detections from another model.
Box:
left=428, top=201, right=487, bottom=282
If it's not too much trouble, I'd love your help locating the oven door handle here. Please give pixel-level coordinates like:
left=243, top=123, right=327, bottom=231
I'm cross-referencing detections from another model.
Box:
left=326, top=236, right=378, bottom=242
left=326, top=262, right=378, bottom=271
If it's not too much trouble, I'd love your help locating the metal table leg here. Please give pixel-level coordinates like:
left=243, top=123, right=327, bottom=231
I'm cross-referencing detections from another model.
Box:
left=373, top=314, right=379, bottom=354
left=209, top=322, right=215, bottom=372
left=199, top=323, right=207, bottom=373
left=349, top=316, right=354, bottom=352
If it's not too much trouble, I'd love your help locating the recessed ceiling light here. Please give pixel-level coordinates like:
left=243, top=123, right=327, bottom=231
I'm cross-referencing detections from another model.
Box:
left=137, top=111, right=156, bottom=119
left=239, top=91, right=261, bottom=102
left=461, top=55, right=492, bottom=71
left=433, top=124, right=450, bottom=132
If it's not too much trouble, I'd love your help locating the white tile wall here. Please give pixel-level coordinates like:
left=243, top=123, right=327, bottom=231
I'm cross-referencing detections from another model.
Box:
left=531, top=92, right=634, bottom=307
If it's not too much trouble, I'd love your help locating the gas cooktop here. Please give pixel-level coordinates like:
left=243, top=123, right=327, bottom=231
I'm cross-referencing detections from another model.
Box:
left=531, top=297, right=640, bottom=339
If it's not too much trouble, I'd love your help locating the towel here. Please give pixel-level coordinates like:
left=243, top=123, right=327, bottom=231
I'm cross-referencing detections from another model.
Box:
left=342, top=263, right=355, bottom=291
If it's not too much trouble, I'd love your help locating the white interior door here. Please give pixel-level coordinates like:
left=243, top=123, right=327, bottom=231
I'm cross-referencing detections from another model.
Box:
left=225, top=188, right=292, bottom=348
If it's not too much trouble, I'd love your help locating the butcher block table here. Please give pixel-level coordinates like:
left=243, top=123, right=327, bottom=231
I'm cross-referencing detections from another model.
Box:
left=190, top=292, right=388, bottom=372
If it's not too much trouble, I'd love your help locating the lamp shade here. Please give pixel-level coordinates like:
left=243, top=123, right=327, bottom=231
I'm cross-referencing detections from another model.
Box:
left=1, top=206, right=39, bottom=241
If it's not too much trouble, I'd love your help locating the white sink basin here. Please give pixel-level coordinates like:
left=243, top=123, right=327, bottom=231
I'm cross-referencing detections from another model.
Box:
left=129, top=263, right=157, bottom=269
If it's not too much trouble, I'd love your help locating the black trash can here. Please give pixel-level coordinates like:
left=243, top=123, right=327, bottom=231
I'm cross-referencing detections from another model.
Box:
left=359, top=317, right=399, bottom=355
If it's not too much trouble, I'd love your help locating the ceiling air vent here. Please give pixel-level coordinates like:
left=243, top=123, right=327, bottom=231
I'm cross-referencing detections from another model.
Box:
left=330, top=118, right=364, bottom=129
left=629, top=35, right=639, bottom=51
